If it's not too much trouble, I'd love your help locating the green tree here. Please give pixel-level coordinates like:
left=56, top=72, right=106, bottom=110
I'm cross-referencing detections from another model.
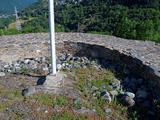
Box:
left=136, top=20, right=156, bottom=41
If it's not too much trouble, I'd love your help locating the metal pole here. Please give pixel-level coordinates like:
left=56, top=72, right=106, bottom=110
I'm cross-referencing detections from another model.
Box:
left=49, top=0, right=56, bottom=75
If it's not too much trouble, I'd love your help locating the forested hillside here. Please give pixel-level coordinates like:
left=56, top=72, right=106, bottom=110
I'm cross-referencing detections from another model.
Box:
left=1, top=0, right=160, bottom=43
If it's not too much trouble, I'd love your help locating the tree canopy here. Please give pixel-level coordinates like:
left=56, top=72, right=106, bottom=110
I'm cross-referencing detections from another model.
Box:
left=0, top=0, right=160, bottom=43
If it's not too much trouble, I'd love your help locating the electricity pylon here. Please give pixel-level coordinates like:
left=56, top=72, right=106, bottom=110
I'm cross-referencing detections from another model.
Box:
left=15, top=7, right=22, bottom=31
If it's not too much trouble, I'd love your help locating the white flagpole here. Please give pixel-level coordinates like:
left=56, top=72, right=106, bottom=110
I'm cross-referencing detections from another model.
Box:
left=49, top=0, right=56, bottom=75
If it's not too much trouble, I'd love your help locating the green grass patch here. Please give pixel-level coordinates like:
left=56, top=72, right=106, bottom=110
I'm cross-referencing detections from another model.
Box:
left=19, top=67, right=29, bottom=74
left=0, top=90, right=22, bottom=100
left=55, top=95, right=68, bottom=105
left=36, top=94, right=55, bottom=106
left=52, top=111, right=91, bottom=120
left=61, top=68, right=69, bottom=72
left=47, top=57, right=51, bottom=62
left=0, top=89, right=22, bottom=111
left=70, top=68, right=136, bottom=119
left=34, top=94, right=68, bottom=107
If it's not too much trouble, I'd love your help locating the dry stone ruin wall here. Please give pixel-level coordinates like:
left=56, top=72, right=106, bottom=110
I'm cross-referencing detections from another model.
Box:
left=0, top=33, right=160, bottom=96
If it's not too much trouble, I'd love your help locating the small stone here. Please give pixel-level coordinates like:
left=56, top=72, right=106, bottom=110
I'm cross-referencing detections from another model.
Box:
left=34, top=58, right=38, bottom=61
left=57, top=64, right=62, bottom=70
left=0, top=72, right=5, bottom=77
left=44, top=110, right=48, bottom=114
left=121, top=96, right=135, bottom=107
left=87, top=83, right=92, bottom=87
left=54, top=105, right=64, bottom=112
left=36, top=50, right=41, bottom=53
left=101, top=91, right=107, bottom=96
left=113, top=78, right=121, bottom=85
left=100, top=86, right=105, bottom=89
left=24, top=59, right=30, bottom=64
left=92, top=109, right=96, bottom=112
left=83, top=65, right=87, bottom=68
left=38, top=64, right=49, bottom=75
left=91, top=86, right=98, bottom=91
left=73, top=107, right=95, bottom=114
left=15, top=67, right=21, bottom=71
left=41, top=57, right=46, bottom=63
left=103, top=92, right=112, bottom=103
left=62, top=63, right=65, bottom=67
left=112, top=81, right=120, bottom=90
left=66, top=63, right=69, bottom=66
left=93, top=92, right=96, bottom=97
left=22, top=86, right=36, bottom=96
left=104, top=95, right=112, bottom=103
left=36, top=107, right=40, bottom=111
left=85, top=88, right=89, bottom=93
left=7, top=70, right=11, bottom=72
left=120, top=91, right=125, bottom=95
left=108, top=85, right=113, bottom=89
left=30, top=64, right=38, bottom=70
left=105, top=108, right=112, bottom=113
left=125, top=92, right=135, bottom=99
left=66, top=54, right=73, bottom=61
left=109, top=90, right=118, bottom=96
left=4, top=64, right=9, bottom=69
left=74, top=100, right=81, bottom=105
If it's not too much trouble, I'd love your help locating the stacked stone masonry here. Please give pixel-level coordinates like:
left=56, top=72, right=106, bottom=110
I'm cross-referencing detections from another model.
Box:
left=0, top=33, right=160, bottom=95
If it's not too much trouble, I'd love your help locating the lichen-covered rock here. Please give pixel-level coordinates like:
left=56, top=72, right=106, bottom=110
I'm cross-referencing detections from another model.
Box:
left=121, top=96, right=135, bottom=107
left=22, top=86, right=36, bottom=97
left=109, top=90, right=118, bottom=96
left=124, top=92, right=135, bottom=99
left=91, top=86, right=98, bottom=91
left=73, top=107, right=96, bottom=114
left=101, top=91, right=112, bottom=103
left=105, top=108, right=112, bottom=113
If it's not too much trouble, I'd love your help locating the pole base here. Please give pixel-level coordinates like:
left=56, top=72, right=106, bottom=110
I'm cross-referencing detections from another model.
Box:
left=40, top=72, right=65, bottom=94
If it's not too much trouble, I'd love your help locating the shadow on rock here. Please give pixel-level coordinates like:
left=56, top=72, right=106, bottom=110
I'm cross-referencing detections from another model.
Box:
left=37, top=76, right=46, bottom=85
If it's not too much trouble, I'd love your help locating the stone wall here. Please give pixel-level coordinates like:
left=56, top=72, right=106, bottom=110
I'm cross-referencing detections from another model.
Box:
left=62, top=41, right=160, bottom=96
left=0, top=33, right=160, bottom=96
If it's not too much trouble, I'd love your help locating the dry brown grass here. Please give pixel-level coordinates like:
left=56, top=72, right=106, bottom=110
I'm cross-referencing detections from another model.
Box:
left=8, top=17, right=35, bottom=29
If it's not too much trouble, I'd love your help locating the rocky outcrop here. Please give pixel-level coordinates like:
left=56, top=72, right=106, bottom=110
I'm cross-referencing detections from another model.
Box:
left=0, top=33, right=160, bottom=96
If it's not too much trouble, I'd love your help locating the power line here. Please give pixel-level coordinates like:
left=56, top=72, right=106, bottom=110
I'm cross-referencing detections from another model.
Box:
left=15, top=6, right=22, bottom=31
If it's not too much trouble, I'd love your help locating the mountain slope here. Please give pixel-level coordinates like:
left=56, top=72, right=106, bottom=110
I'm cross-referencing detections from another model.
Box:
left=0, top=0, right=37, bottom=14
